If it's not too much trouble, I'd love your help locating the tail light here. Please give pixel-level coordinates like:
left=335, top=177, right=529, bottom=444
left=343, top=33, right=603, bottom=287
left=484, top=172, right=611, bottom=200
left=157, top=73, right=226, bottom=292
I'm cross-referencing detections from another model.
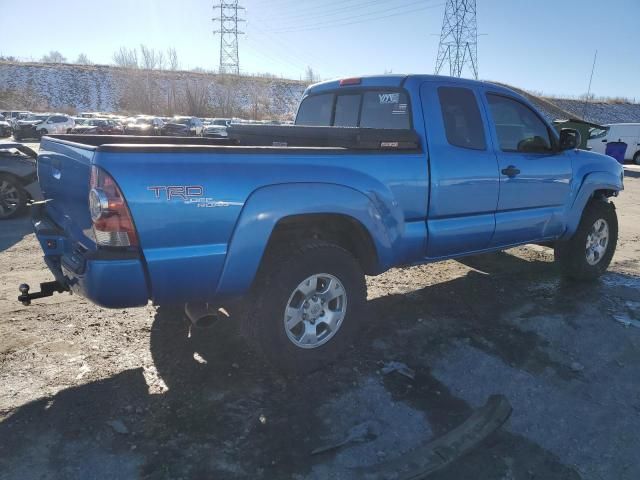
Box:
left=339, top=77, right=362, bottom=86
left=89, top=166, right=138, bottom=247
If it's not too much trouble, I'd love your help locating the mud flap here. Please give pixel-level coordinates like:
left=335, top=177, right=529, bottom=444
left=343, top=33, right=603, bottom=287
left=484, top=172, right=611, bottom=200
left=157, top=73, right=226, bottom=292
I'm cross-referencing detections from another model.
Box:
left=354, top=394, right=512, bottom=479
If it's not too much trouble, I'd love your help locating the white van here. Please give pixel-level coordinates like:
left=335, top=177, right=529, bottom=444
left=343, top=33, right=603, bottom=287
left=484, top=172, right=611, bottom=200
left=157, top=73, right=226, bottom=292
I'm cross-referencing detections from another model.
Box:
left=587, top=123, right=640, bottom=164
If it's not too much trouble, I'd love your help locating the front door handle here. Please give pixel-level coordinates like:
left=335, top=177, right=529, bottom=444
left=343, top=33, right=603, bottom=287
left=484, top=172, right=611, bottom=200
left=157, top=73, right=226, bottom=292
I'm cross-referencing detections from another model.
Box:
left=501, top=165, right=521, bottom=178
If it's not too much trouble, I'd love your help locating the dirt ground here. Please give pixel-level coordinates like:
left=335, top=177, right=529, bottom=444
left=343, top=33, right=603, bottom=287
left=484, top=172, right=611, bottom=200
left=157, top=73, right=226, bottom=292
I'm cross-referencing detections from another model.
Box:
left=1, top=168, right=639, bottom=480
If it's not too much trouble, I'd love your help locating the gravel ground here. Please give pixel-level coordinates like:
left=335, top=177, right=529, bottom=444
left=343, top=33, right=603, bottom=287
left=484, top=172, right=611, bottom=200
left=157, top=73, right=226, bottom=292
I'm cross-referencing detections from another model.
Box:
left=0, top=168, right=639, bottom=479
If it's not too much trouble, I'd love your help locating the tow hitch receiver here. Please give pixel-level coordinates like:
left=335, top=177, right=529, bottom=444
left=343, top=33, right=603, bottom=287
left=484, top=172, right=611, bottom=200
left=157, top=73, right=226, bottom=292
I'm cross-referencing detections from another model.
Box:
left=18, top=282, right=69, bottom=306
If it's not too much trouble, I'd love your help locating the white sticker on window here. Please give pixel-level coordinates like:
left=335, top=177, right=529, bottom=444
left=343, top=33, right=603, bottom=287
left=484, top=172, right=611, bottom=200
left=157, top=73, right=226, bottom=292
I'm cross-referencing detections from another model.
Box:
left=379, top=93, right=400, bottom=104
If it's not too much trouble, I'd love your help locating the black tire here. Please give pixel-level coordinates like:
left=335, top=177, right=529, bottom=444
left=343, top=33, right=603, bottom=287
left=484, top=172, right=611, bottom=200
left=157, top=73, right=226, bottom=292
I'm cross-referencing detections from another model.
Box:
left=634, top=151, right=640, bottom=165
left=555, top=200, right=618, bottom=281
left=39, top=129, right=48, bottom=138
left=13, top=133, right=21, bottom=141
left=243, top=240, right=366, bottom=374
left=0, top=174, right=28, bottom=219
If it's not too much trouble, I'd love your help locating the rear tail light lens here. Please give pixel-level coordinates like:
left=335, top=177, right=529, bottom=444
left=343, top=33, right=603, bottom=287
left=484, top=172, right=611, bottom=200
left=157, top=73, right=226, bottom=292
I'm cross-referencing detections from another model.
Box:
left=89, top=166, right=138, bottom=247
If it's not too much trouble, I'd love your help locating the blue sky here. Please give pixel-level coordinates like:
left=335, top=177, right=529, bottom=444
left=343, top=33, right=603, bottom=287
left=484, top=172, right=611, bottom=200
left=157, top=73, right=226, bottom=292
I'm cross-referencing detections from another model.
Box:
left=2, top=0, right=639, bottom=99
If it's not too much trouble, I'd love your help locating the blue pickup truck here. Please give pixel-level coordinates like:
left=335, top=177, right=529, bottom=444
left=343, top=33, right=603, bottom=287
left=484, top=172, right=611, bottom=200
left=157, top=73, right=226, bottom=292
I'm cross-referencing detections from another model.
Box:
left=21, top=75, right=624, bottom=372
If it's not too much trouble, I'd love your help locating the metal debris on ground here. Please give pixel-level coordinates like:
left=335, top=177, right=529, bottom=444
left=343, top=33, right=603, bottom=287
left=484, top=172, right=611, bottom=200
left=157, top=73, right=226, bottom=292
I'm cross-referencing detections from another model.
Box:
left=311, top=420, right=381, bottom=456
left=381, top=361, right=416, bottom=380
left=613, top=314, right=640, bottom=329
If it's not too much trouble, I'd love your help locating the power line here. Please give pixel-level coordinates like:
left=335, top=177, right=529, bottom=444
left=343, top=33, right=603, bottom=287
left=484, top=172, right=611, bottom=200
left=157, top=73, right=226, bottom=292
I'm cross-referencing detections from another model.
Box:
left=213, top=1, right=245, bottom=74
left=248, top=22, right=334, bottom=74
left=259, top=0, right=379, bottom=20
left=270, top=2, right=445, bottom=34
left=434, top=0, right=478, bottom=79
left=264, top=0, right=400, bottom=26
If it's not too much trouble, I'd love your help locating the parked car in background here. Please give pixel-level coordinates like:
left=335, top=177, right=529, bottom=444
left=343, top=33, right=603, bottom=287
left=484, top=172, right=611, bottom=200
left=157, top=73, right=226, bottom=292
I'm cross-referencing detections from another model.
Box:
left=124, top=117, right=164, bottom=136
left=162, top=116, right=204, bottom=136
left=212, top=118, right=232, bottom=127
left=0, top=115, right=13, bottom=138
left=587, top=123, right=640, bottom=164
left=202, top=123, right=229, bottom=138
left=69, top=118, right=123, bottom=135
left=0, top=143, right=42, bottom=219
left=14, top=114, right=74, bottom=140
left=1, top=111, right=31, bottom=128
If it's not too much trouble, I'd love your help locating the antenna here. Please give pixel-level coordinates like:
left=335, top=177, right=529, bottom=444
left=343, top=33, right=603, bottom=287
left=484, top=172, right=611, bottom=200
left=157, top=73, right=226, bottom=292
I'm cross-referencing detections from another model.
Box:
left=213, top=1, right=245, bottom=75
left=434, top=0, right=479, bottom=79
left=582, top=50, right=598, bottom=119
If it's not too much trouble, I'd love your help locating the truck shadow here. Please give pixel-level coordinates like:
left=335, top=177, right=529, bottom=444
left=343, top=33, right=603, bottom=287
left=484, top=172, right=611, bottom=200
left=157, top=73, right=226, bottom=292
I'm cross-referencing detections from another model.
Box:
left=0, top=217, right=32, bottom=252
left=3, top=250, right=627, bottom=479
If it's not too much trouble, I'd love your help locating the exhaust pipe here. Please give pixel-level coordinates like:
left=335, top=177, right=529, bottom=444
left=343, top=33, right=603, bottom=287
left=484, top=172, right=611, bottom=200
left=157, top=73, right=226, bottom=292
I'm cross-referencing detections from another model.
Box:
left=184, top=303, right=229, bottom=328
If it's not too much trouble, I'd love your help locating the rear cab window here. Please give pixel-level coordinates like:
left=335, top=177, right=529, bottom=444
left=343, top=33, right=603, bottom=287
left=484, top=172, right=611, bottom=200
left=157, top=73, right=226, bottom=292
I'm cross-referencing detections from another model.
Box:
left=295, top=93, right=335, bottom=126
left=295, top=89, right=411, bottom=129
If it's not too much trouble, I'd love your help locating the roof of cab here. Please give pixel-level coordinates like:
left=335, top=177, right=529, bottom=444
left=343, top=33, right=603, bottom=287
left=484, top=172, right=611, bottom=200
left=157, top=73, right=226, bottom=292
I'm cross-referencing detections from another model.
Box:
left=306, top=74, right=515, bottom=96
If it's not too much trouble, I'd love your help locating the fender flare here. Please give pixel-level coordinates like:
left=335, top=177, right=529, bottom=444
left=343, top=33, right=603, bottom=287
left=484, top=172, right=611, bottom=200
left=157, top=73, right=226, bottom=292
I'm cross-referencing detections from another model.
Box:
left=563, top=171, right=623, bottom=238
left=214, top=182, right=403, bottom=297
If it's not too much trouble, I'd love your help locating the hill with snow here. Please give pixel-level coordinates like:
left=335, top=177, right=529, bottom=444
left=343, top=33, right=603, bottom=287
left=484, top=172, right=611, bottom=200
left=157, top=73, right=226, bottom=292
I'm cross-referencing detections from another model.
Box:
left=0, top=61, right=306, bottom=120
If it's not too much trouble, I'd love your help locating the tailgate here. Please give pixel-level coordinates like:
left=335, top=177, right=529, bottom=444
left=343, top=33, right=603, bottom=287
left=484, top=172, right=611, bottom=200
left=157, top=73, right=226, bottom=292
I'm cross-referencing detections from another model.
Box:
left=37, top=138, right=96, bottom=250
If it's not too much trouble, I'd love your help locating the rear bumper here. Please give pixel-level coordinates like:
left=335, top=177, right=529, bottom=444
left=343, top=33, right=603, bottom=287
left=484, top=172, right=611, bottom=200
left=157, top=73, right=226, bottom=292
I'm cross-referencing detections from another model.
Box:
left=24, top=180, right=44, bottom=201
left=33, top=208, right=150, bottom=308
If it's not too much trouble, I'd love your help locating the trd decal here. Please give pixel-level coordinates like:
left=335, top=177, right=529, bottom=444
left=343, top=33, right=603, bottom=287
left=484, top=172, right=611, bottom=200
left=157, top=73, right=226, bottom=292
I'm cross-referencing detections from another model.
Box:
left=147, top=185, right=243, bottom=208
left=148, top=185, right=204, bottom=200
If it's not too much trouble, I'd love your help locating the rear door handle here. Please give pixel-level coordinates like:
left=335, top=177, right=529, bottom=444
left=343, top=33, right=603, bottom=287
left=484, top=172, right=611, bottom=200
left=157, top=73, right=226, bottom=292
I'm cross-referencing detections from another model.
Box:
left=501, top=165, right=521, bottom=178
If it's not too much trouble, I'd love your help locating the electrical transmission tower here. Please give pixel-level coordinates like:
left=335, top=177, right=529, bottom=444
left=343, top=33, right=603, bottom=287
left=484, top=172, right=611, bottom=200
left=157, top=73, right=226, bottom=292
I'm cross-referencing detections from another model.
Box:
left=213, top=1, right=245, bottom=75
left=434, top=0, right=478, bottom=79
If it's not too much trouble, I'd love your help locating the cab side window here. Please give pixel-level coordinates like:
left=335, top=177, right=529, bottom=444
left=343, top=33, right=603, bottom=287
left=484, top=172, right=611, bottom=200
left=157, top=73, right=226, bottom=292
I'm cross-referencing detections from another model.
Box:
left=438, top=87, right=486, bottom=150
left=487, top=94, right=552, bottom=153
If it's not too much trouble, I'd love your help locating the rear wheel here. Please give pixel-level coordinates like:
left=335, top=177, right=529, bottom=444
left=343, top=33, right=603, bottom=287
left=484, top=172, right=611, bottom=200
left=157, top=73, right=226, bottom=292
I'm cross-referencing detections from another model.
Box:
left=634, top=151, right=640, bottom=165
left=243, top=240, right=366, bottom=374
left=0, top=175, right=28, bottom=219
left=555, top=200, right=618, bottom=281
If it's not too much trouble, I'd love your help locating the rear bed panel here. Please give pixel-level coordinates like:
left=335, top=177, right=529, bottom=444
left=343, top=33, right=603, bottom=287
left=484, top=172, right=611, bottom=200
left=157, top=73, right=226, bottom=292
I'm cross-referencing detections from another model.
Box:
left=38, top=138, right=97, bottom=252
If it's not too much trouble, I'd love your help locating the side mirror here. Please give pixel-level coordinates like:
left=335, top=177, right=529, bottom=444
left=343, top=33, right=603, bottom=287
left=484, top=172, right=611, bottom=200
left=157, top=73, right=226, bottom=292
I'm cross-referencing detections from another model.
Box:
left=559, top=128, right=580, bottom=151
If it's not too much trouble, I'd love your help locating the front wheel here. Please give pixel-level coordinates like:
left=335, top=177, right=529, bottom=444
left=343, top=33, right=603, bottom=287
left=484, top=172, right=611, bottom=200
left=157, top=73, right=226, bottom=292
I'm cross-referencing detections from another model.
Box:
left=634, top=151, right=640, bottom=165
left=243, top=240, right=366, bottom=374
left=555, top=200, right=618, bottom=281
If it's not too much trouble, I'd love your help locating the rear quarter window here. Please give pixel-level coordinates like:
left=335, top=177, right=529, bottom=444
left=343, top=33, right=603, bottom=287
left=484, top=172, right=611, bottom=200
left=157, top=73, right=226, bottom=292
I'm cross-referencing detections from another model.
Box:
left=438, top=87, right=486, bottom=150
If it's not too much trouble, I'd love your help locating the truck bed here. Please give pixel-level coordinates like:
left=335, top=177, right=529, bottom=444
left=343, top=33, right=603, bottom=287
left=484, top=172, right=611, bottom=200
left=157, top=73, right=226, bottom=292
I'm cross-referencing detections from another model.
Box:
left=50, top=125, right=421, bottom=152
